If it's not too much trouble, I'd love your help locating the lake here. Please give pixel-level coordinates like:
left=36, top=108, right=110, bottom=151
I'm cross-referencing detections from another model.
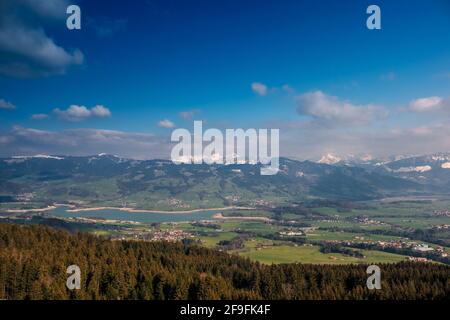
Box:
left=48, top=206, right=220, bottom=223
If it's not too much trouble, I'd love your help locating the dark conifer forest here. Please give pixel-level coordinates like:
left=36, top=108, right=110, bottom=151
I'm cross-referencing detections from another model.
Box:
left=0, top=223, right=449, bottom=300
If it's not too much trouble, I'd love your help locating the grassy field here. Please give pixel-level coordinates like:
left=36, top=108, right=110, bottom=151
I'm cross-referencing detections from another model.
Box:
left=198, top=231, right=238, bottom=247
left=237, top=244, right=408, bottom=265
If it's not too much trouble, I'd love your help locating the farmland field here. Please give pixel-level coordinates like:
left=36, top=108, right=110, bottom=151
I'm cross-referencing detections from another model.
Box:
left=236, top=244, right=408, bottom=264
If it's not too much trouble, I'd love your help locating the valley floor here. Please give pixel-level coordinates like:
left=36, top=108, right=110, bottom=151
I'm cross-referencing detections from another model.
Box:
left=2, top=199, right=450, bottom=265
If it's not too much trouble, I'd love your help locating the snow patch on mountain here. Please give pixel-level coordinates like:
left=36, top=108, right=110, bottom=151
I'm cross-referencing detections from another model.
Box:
left=431, top=155, right=450, bottom=162
left=441, top=162, right=450, bottom=169
left=394, top=165, right=432, bottom=173
left=318, top=153, right=341, bottom=164
left=295, top=171, right=304, bottom=177
left=12, top=154, right=64, bottom=160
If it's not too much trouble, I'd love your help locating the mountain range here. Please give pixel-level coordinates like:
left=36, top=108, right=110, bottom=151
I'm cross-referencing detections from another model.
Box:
left=1, top=153, right=449, bottom=210
left=327, top=153, right=450, bottom=190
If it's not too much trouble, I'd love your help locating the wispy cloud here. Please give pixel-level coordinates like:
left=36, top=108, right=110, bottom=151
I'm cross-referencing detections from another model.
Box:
left=296, top=91, right=386, bottom=125
left=407, top=96, right=450, bottom=114
left=31, top=113, right=49, bottom=120
left=0, top=0, right=83, bottom=78
left=0, top=98, right=16, bottom=110
left=251, top=82, right=268, bottom=96
left=158, top=119, right=175, bottom=128
left=0, top=126, right=170, bottom=159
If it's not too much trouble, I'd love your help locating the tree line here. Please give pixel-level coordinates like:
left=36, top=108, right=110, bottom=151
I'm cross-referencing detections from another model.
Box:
left=0, top=223, right=449, bottom=300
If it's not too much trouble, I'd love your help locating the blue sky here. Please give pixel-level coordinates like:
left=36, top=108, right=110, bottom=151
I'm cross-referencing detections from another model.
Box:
left=0, top=0, right=450, bottom=159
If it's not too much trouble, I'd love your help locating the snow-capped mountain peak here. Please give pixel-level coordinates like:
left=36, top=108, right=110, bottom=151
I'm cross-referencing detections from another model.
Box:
left=318, top=153, right=342, bottom=164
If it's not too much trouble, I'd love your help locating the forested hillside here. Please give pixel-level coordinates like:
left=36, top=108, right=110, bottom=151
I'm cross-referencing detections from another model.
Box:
left=0, top=155, right=420, bottom=211
left=0, top=223, right=449, bottom=300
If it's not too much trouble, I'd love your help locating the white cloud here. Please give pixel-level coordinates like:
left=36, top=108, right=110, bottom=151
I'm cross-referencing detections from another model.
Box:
left=0, top=0, right=83, bottom=78
left=261, top=90, right=450, bottom=160
left=91, top=105, right=112, bottom=118
left=296, top=91, right=386, bottom=125
left=31, top=113, right=49, bottom=120
left=0, top=98, right=16, bottom=110
left=53, top=105, right=112, bottom=121
left=158, top=119, right=175, bottom=128
left=408, top=96, right=448, bottom=113
left=54, top=105, right=90, bottom=121
left=251, top=82, right=268, bottom=96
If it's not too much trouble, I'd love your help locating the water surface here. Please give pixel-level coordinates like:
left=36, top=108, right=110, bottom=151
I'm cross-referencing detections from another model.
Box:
left=48, top=206, right=219, bottom=223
